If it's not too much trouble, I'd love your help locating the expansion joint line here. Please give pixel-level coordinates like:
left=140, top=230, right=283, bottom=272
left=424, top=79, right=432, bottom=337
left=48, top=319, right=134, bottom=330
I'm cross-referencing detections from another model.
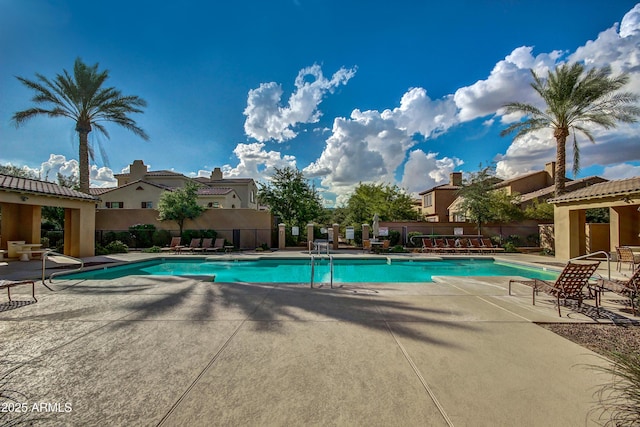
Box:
left=384, top=320, right=455, bottom=427
left=157, top=285, right=277, bottom=427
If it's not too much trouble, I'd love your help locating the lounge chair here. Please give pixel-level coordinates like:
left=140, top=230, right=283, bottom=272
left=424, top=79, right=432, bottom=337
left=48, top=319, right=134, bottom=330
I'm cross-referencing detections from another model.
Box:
left=209, top=238, right=225, bottom=252
left=160, top=237, right=183, bottom=253
left=615, top=246, right=640, bottom=272
left=363, top=240, right=371, bottom=253
left=421, top=238, right=437, bottom=253
left=434, top=238, right=455, bottom=253
left=481, top=238, right=505, bottom=253
left=508, top=261, right=601, bottom=317
left=597, top=266, right=640, bottom=316
left=194, top=238, right=213, bottom=252
left=182, top=238, right=202, bottom=252
left=469, top=238, right=491, bottom=254
left=0, top=279, right=37, bottom=302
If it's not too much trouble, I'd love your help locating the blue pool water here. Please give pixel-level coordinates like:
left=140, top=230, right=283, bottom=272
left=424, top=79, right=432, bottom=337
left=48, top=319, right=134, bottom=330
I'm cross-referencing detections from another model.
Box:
left=60, top=258, right=559, bottom=283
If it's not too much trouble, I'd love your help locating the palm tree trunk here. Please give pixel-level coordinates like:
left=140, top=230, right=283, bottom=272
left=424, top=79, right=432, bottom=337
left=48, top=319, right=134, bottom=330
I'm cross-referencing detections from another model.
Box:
left=554, top=130, right=568, bottom=197
left=78, top=130, right=90, bottom=194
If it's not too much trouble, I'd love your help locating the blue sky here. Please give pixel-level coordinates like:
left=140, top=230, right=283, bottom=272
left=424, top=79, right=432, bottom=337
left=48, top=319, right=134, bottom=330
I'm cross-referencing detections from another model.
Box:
left=2, top=0, right=640, bottom=205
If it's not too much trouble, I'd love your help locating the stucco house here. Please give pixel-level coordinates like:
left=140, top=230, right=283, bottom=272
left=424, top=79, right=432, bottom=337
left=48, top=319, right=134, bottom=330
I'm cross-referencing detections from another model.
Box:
left=91, top=160, right=271, bottom=249
left=92, top=160, right=258, bottom=210
left=418, top=172, right=465, bottom=222
left=447, top=162, right=607, bottom=221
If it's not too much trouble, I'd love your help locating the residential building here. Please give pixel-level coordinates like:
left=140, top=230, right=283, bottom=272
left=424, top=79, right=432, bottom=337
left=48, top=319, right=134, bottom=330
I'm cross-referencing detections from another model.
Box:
left=418, top=172, right=465, bottom=222
left=447, top=162, right=607, bottom=221
left=92, top=160, right=258, bottom=210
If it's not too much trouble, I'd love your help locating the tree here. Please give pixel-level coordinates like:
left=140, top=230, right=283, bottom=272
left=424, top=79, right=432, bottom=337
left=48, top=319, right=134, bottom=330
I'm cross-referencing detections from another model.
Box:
left=523, top=199, right=554, bottom=221
left=344, top=182, right=418, bottom=225
left=157, top=183, right=205, bottom=239
left=0, top=164, right=37, bottom=178
left=258, top=167, right=324, bottom=232
left=42, top=173, right=80, bottom=229
left=12, top=57, right=149, bottom=193
left=455, top=165, right=521, bottom=234
left=501, top=63, right=640, bottom=196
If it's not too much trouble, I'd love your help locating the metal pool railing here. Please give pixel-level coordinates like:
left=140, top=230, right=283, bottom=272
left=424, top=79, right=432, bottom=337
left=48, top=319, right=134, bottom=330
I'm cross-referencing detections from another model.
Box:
left=569, top=250, right=611, bottom=280
left=42, top=251, right=84, bottom=287
left=310, top=255, right=334, bottom=289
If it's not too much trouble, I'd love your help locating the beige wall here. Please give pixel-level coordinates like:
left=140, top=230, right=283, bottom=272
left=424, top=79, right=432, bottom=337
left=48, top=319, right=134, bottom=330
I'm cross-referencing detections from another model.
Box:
left=99, top=182, right=240, bottom=210
left=554, top=197, right=640, bottom=260
left=96, top=208, right=273, bottom=249
left=586, top=223, right=610, bottom=254
left=0, top=193, right=95, bottom=257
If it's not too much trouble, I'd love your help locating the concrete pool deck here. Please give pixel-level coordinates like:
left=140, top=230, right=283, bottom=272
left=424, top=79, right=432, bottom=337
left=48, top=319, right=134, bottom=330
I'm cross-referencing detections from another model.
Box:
left=1, top=251, right=637, bottom=426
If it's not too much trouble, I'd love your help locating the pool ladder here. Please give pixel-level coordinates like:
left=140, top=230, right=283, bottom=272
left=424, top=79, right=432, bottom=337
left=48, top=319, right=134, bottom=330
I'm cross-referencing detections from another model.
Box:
left=310, top=255, right=334, bottom=289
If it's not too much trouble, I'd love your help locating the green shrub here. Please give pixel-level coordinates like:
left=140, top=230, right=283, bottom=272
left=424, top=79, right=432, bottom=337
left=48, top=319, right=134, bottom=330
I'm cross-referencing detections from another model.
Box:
left=389, top=230, right=401, bottom=246
left=390, top=245, right=405, bottom=253
left=152, top=229, right=173, bottom=247
left=40, top=237, right=50, bottom=248
left=129, top=224, right=156, bottom=248
left=94, top=240, right=128, bottom=255
left=503, top=242, right=518, bottom=253
left=407, top=231, right=423, bottom=248
left=142, top=246, right=162, bottom=253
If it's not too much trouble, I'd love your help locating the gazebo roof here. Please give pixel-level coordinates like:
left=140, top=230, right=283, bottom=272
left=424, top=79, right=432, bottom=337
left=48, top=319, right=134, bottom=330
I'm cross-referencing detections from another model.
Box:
left=549, top=177, right=640, bottom=204
left=0, top=174, right=97, bottom=201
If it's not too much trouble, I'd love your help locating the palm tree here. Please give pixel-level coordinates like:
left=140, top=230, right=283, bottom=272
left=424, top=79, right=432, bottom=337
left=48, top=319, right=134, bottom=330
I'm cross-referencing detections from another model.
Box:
left=501, top=63, right=640, bottom=196
left=12, top=58, right=149, bottom=193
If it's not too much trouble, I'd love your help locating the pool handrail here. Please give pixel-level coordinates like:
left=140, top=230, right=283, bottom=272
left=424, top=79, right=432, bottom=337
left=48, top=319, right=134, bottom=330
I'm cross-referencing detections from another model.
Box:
left=569, top=250, right=610, bottom=280
left=310, top=255, right=315, bottom=288
left=329, top=255, right=334, bottom=289
left=310, top=255, right=334, bottom=289
left=42, top=251, right=84, bottom=286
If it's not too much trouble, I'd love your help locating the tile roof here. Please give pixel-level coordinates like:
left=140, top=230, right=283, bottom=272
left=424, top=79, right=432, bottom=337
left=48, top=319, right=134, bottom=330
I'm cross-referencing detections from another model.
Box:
left=549, top=177, right=640, bottom=203
left=418, top=184, right=461, bottom=195
left=0, top=174, right=97, bottom=201
left=518, top=176, right=607, bottom=203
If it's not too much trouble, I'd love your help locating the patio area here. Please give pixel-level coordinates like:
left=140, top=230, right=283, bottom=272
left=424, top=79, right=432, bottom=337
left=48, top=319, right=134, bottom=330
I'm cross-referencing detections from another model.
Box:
left=1, top=252, right=637, bottom=426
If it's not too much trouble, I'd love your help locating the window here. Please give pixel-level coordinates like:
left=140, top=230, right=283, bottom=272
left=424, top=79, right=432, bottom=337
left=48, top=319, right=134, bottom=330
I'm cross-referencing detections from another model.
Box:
left=250, top=190, right=255, bottom=203
left=141, top=201, right=153, bottom=208
left=106, top=202, right=124, bottom=209
left=453, top=213, right=467, bottom=222
left=424, top=193, right=433, bottom=207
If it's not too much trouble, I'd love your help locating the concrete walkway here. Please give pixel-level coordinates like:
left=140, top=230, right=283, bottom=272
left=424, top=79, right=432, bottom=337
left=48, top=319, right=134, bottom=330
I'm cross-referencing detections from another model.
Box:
left=0, top=252, right=635, bottom=426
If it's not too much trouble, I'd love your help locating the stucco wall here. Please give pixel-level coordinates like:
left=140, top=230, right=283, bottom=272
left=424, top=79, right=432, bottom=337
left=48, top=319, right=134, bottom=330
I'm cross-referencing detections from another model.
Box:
left=95, top=208, right=273, bottom=249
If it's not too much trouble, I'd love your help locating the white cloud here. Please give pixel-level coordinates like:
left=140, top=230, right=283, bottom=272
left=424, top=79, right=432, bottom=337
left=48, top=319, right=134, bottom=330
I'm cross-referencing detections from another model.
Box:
left=90, top=165, right=116, bottom=187
left=454, top=46, right=562, bottom=123
left=39, top=154, right=78, bottom=181
left=222, top=142, right=296, bottom=182
left=243, top=64, right=356, bottom=142
left=601, top=163, right=640, bottom=179
left=493, top=5, right=640, bottom=178
left=400, top=150, right=464, bottom=194
left=303, top=88, right=461, bottom=203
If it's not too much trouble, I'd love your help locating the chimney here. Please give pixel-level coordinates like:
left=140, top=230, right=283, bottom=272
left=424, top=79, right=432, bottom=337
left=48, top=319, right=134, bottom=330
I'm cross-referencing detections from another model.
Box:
left=544, top=161, right=556, bottom=186
left=129, top=160, right=148, bottom=181
left=210, top=167, right=223, bottom=180
left=450, top=172, right=462, bottom=186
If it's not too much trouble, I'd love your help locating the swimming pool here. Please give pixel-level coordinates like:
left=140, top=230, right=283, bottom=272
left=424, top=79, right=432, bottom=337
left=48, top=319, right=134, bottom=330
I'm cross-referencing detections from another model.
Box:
left=59, top=257, right=559, bottom=283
